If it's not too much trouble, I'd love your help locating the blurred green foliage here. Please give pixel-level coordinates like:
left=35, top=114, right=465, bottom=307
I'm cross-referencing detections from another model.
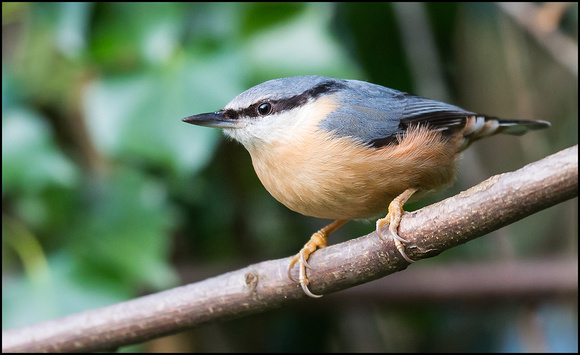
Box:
left=2, top=2, right=577, bottom=352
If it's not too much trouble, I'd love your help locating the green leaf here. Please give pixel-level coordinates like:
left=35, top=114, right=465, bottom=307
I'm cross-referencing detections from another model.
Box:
left=65, top=167, right=178, bottom=290
left=2, top=109, right=79, bottom=194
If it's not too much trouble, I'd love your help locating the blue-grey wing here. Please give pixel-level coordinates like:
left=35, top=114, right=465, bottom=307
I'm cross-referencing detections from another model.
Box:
left=319, top=79, right=476, bottom=147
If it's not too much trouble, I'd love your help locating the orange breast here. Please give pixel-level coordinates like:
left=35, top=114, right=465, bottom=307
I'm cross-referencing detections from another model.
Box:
left=248, top=125, right=461, bottom=220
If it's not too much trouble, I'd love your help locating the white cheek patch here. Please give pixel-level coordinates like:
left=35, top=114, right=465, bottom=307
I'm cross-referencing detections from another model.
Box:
left=223, top=95, right=340, bottom=150
left=224, top=106, right=308, bottom=147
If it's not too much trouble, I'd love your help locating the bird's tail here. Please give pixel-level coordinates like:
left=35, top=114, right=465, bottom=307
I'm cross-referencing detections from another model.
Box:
left=460, top=116, right=550, bottom=149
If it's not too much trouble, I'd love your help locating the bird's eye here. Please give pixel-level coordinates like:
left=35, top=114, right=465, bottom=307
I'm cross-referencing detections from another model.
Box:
left=257, top=102, right=272, bottom=116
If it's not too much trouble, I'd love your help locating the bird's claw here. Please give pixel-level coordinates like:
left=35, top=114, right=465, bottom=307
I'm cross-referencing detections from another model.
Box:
left=288, top=252, right=323, bottom=298
left=287, top=220, right=348, bottom=298
left=376, top=188, right=418, bottom=263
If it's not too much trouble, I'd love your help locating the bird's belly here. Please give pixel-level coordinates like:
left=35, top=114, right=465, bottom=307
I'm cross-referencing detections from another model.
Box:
left=259, top=170, right=404, bottom=220
left=249, top=127, right=459, bottom=220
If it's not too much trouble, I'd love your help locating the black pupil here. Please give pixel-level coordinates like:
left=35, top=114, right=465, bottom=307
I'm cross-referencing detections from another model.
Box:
left=258, top=102, right=271, bottom=115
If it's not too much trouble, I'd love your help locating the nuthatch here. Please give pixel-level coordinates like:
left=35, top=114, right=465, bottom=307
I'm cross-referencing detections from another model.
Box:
left=183, top=75, right=550, bottom=298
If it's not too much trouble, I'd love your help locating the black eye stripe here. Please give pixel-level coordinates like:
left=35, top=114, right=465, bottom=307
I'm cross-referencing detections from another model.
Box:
left=224, top=81, right=346, bottom=120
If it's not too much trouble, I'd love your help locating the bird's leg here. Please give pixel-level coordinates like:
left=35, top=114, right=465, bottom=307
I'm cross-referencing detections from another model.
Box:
left=288, top=219, right=348, bottom=298
left=376, top=187, right=418, bottom=263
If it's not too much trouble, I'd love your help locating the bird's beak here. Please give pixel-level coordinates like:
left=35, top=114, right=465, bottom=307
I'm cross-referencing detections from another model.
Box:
left=182, top=110, right=238, bottom=129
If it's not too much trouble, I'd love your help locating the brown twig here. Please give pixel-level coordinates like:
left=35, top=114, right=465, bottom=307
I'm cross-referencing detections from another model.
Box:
left=331, top=257, right=578, bottom=302
left=2, top=145, right=577, bottom=353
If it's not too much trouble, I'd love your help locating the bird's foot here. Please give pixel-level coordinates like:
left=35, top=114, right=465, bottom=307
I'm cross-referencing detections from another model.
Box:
left=288, top=220, right=347, bottom=298
left=376, top=187, right=418, bottom=263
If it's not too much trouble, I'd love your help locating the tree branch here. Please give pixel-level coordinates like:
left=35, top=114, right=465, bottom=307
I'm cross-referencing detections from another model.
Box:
left=2, top=145, right=577, bottom=353
left=332, top=257, right=578, bottom=302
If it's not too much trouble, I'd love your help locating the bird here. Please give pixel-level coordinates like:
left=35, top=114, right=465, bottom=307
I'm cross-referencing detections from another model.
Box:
left=182, top=75, right=550, bottom=298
